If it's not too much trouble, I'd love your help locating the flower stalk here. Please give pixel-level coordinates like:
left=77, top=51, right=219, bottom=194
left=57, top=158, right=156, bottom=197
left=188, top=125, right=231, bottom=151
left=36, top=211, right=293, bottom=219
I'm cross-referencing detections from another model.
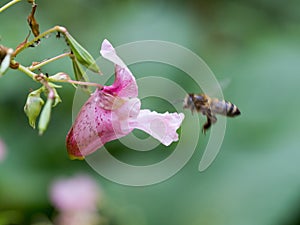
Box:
left=29, top=52, right=71, bottom=71
left=13, top=26, right=66, bottom=57
left=0, top=0, right=21, bottom=13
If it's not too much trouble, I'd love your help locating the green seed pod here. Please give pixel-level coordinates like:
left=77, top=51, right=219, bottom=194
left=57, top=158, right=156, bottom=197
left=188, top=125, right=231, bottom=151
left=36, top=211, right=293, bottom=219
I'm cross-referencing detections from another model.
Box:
left=71, top=57, right=91, bottom=93
left=65, top=32, right=101, bottom=73
left=38, top=98, right=53, bottom=135
left=71, top=57, right=87, bottom=82
left=24, top=90, right=44, bottom=129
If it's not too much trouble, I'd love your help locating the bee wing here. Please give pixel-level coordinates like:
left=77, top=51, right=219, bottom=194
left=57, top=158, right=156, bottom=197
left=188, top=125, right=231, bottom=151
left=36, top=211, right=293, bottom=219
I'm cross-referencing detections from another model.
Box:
left=205, top=78, right=231, bottom=97
left=172, top=98, right=184, bottom=105
left=218, top=78, right=231, bottom=90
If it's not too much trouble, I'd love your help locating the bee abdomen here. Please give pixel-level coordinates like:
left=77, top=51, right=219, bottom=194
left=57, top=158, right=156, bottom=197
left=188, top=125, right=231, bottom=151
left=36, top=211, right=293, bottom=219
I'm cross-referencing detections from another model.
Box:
left=211, top=100, right=240, bottom=117
left=225, top=101, right=240, bottom=117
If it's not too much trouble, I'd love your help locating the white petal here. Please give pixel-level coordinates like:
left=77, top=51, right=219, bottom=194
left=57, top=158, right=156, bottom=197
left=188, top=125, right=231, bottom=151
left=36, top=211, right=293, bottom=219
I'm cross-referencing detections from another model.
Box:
left=131, top=110, right=185, bottom=146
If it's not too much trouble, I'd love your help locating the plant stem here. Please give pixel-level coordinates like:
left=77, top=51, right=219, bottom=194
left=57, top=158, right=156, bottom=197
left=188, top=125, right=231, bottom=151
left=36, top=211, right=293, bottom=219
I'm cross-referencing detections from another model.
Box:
left=67, top=80, right=103, bottom=89
left=0, top=0, right=21, bottom=13
left=19, top=61, right=103, bottom=89
left=29, top=52, right=71, bottom=71
left=13, top=26, right=67, bottom=57
left=17, top=63, right=37, bottom=79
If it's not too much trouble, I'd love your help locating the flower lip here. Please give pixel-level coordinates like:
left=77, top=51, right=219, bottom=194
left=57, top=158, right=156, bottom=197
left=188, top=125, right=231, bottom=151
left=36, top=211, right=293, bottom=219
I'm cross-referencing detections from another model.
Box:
left=100, top=39, right=127, bottom=68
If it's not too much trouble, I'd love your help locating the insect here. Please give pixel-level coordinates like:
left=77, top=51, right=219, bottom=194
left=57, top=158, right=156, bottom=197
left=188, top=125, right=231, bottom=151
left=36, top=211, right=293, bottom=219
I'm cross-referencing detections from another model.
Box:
left=183, top=93, right=240, bottom=134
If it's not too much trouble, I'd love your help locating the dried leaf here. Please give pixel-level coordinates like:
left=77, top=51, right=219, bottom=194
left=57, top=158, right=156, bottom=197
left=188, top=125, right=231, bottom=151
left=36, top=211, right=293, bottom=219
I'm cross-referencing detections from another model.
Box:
left=27, top=4, right=40, bottom=44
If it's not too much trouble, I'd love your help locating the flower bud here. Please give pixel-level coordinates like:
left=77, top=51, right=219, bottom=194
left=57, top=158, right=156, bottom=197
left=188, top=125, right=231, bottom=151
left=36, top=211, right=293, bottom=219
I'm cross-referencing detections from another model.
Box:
left=46, top=83, right=62, bottom=107
left=48, top=72, right=71, bottom=82
left=24, top=90, right=44, bottom=129
left=38, top=98, right=53, bottom=135
left=65, top=32, right=101, bottom=73
left=52, top=88, right=62, bottom=107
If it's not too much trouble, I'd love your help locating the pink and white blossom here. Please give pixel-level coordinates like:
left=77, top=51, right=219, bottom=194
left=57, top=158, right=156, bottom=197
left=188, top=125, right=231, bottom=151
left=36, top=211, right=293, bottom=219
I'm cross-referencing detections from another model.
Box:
left=50, top=175, right=101, bottom=212
left=66, top=39, right=184, bottom=159
left=0, top=139, right=6, bottom=162
left=54, top=211, right=101, bottom=225
left=50, top=175, right=102, bottom=225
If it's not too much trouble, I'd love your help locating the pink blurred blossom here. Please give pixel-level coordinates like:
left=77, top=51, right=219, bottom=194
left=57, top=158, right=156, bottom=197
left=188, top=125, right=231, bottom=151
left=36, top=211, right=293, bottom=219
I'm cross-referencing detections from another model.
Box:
left=54, top=211, right=101, bottom=225
left=50, top=175, right=101, bottom=212
left=0, top=139, right=6, bottom=162
left=66, top=39, right=184, bottom=158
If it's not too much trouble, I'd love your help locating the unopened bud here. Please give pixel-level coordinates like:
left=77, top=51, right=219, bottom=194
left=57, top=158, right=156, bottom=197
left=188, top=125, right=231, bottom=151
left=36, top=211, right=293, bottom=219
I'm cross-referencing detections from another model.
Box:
left=24, top=90, right=44, bottom=129
left=47, top=83, right=62, bottom=107
left=53, top=88, right=62, bottom=107
left=48, top=72, right=71, bottom=82
left=65, top=32, right=101, bottom=73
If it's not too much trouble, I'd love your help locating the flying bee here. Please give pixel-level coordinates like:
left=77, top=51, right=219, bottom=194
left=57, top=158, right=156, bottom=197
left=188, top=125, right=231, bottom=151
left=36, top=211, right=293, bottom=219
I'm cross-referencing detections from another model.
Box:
left=183, top=93, right=240, bottom=134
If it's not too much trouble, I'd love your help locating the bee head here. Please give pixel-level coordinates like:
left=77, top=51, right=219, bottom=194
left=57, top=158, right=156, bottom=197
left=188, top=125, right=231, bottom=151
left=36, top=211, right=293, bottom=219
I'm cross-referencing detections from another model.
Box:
left=183, top=94, right=195, bottom=109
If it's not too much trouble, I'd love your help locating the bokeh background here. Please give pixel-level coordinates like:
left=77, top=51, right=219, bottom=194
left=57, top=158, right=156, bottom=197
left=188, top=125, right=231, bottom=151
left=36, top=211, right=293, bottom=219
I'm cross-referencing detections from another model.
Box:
left=1, top=0, right=300, bottom=224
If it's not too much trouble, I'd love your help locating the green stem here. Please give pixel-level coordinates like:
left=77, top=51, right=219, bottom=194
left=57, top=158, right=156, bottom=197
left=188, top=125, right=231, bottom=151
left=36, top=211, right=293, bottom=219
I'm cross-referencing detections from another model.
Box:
left=17, top=63, right=37, bottom=79
left=13, top=26, right=67, bottom=57
left=67, top=80, right=103, bottom=89
left=29, top=52, right=71, bottom=71
left=0, top=0, right=21, bottom=13
left=19, top=62, right=102, bottom=89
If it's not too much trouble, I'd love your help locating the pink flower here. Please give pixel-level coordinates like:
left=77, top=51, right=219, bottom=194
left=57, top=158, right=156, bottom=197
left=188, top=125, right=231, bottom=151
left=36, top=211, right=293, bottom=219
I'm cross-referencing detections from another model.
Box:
left=50, top=175, right=102, bottom=225
left=66, top=39, right=184, bottom=159
left=50, top=175, right=101, bottom=212
left=0, top=139, right=6, bottom=162
left=54, top=211, right=101, bottom=225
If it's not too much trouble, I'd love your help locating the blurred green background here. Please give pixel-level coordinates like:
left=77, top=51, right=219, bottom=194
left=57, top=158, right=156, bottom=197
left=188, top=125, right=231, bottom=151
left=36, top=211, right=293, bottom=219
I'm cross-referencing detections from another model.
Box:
left=1, top=0, right=300, bottom=224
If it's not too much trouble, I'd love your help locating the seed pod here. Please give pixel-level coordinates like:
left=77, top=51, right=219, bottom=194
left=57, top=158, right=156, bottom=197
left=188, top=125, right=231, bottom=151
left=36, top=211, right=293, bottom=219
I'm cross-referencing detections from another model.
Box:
left=38, top=98, right=53, bottom=135
left=64, top=32, right=100, bottom=73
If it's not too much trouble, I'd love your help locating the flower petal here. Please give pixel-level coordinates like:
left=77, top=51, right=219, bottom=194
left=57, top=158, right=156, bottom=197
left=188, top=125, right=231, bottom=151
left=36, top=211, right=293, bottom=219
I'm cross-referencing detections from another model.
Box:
left=66, top=89, right=141, bottom=158
left=100, top=39, right=138, bottom=98
left=100, top=39, right=126, bottom=68
left=0, top=139, right=6, bottom=162
left=130, top=110, right=185, bottom=146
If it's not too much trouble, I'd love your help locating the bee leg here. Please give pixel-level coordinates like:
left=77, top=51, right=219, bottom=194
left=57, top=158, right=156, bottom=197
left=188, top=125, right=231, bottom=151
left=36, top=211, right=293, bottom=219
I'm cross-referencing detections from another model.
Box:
left=202, top=115, right=217, bottom=134
left=202, top=117, right=211, bottom=135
